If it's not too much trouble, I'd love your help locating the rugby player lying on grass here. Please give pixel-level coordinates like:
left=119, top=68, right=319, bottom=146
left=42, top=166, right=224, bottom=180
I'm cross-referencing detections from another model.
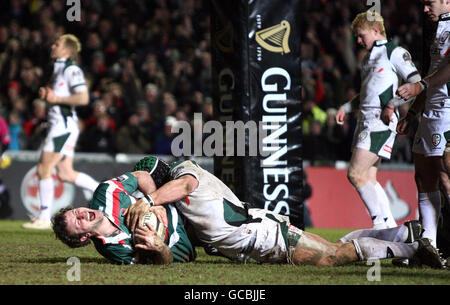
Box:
left=52, top=169, right=196, bottom=265
left=123, top=156, right=445, bottom=268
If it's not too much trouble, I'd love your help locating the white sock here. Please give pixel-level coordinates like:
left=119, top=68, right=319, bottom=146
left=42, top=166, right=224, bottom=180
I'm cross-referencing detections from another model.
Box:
left=357, top=182, right=384, bottom=227
left=374, top=182, right=397, bottom=228
left=74, top=172, right=99, bottom=192
left=340, top=225, right=407, bottom=243
left=352, top=237, right=418, bottom=261
left=418, top=191, right=441, bottom=247
left=38, top=177, right=54, bottom=221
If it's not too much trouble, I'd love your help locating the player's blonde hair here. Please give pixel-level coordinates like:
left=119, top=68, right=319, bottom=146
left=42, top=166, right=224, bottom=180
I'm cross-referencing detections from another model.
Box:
left=351, top=11, right=386, bottom=37
left=60, top=34, right=82, bottom=56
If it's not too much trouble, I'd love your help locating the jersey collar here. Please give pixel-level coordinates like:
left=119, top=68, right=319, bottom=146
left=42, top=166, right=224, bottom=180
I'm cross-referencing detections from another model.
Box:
left=94, top=213, right=131, bottom=245
left=373, top=39, right=388, bottom=47
left=439, top=12, right=450, bottom=21
left=55, top=57, right=73, bottom=64
left=94, top=231, right=131, bottom=245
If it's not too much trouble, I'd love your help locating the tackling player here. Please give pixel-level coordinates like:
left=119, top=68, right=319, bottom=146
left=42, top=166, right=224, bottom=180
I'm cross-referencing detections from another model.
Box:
left=124, top=156, right=444, bottom=268
left=52, top=165, right=196, bottom=265
left=396, top=0, right=450, bottom=251
left=335, top=11, right=422, bottom=229
left=22, top=34, right=99, bottom=229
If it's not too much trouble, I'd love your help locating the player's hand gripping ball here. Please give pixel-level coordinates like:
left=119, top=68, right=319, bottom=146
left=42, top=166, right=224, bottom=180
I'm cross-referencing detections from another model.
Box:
left=133, top=212, right=167, bottom=244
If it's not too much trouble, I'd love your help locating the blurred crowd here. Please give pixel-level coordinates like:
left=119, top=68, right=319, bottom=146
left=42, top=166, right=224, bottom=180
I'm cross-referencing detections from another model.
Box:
left=0, top=0, right=425, bottom=163
left=0, top=0, right=212, bottom=155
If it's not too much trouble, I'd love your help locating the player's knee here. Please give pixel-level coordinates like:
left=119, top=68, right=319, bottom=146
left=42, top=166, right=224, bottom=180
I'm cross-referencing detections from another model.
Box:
left=413, top=171, right=421, bottom=186
left=37, top=163, right=52, bottom=179
left=56, top=171, right=68, bottom=183
left=415, top=171, right=439, bottom=192
left=313, top=243, right=358, bottom=267
left=414, top=171, right=428, bottom=191
left=56, top=167, right=76, bottom=183
left=347, top=169, right=363, bottom=187
left=439, top=171, right=450, bottom=194
left=444, top=150, right=450, bottom=174
left=346, top=170, right=355, bottom=184
left=445, top=159, right=450, bottom=175
left=316, top=255, right=339, bottom=267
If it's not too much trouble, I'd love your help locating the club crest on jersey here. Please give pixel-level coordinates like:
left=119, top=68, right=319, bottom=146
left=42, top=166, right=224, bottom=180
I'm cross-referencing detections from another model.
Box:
left=359, top=131, right=368, bottom=142
left=402, top=52, right=411, bottom=62
left=440, top=31, right=450, bottom=44
left=432, top=134, right=441, bottom=147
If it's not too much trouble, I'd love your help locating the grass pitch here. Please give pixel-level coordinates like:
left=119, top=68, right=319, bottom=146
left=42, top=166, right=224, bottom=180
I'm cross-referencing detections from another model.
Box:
left=1, top=220, right=449, bottom=285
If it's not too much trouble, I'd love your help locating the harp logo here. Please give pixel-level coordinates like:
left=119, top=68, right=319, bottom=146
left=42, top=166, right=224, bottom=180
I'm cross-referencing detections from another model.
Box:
left=215, top=22, right=234, bottom=53
left=256, top=20, right=291, bottom=54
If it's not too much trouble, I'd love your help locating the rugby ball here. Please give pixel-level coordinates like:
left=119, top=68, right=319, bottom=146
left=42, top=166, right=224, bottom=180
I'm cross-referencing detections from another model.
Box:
left=134, top=212, right=168, bottom=243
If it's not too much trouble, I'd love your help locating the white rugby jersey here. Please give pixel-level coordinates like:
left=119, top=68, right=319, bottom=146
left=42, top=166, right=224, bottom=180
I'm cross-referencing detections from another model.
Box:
left=47, top=58, right=87, bottom=126
left=358, top=40, right=420, bottom=118
left=169, top=160, right=251, bottom=245
left=426, top=13, right=450, bottom=108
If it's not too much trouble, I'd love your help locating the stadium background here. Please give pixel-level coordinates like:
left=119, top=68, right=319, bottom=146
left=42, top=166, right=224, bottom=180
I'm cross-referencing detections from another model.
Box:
left=0, top=0, right=429, bottom=228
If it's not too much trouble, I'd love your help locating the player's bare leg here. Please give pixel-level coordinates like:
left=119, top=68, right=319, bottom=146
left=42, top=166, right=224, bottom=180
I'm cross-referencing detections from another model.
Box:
left=441, top=145, right=450, bottom=196
left=369, top=159, right=397, bottom=227
left=347, top=148, right=387, bottom=228
left=444, top=142, right=450, bottom=176
left=414, top=153, right=442, bottom=247
left=338, top=220, right=423, bottom=244
left=439, top=162, right=450, bottom=196
left=22, top=151, right=63, bottom=229
left=37, top=151, right=64, bottom=180
left=56, top=156, right=99, bottom=192
left=347, top=148, right=379, bottom=187
left=23, top=153, right=98, bottom=230
left=440, top=147, right=450, bottom=267
left=291, top=230, right=442, bottom=268
left=290, top=231, right=353, bottom=266
left=55, top=156, right=78, bottom=183
left=290, top=231, right=392, bottom=267
left=37, top=152, right=63, bottom=222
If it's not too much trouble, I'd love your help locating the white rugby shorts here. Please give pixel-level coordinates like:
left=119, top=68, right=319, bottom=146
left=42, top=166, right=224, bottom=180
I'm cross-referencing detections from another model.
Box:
left=412, top=108, right=450, bottom=157
left=217, top=208, right=303, bottom=264
left=42, top=117, right=79, bottom=157
left=352, top=117, right=397, bottom=159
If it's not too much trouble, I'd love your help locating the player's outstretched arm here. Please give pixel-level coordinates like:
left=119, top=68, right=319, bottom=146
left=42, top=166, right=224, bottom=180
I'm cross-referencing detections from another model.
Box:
left=150, top=175, right=199, bottom=206
left=397, top=82, right=425, bottom=100
left=396, top=91, right=426, bottom=135
left=406, top=90, right=426, bottom=116
left=123, top=172, right=198, bottom=232
left=397, top=62, right=450, bottom=99
left=335, top=107, right=346, bottom=125
left=424, top=62, right=450, bottom=89
left=336, top=94, right=359, bottom=125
